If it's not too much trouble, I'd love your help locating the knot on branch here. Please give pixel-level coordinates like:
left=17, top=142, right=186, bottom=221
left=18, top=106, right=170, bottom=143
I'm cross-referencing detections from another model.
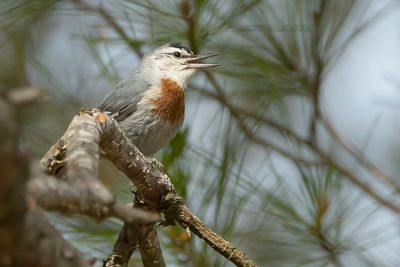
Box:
left=158, top=195, right=184, bottom=227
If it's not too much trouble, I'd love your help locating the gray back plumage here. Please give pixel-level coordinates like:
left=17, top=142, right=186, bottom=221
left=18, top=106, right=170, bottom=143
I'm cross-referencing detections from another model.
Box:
left=98, top=70, right=150, bottom=122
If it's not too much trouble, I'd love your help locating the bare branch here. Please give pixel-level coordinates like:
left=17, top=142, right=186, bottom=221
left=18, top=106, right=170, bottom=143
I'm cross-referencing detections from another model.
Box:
left=136, top=222, right=166, bottom=267
left=42, top=109, right=258, bottom=266
left=104, top=223, right=139, bottom=267
left=104, top=215, right=165, bottom=267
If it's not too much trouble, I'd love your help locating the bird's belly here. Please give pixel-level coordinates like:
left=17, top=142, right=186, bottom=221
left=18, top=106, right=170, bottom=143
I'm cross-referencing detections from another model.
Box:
left=120, top=111, right=182, bottom=156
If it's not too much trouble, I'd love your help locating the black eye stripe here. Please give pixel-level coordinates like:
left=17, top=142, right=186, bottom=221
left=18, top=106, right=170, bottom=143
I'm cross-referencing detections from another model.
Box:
left=168, top=52, right=190, bottom=58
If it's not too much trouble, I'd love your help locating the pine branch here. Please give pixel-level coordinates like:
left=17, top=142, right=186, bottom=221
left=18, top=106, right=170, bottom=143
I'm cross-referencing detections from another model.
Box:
left=202, top=71, right=400, bottom=214
left=70, top=0, right=144, bottom=58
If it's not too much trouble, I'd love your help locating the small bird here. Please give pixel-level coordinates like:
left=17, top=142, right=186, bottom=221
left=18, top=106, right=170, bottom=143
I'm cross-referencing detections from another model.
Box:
left=98, top=43, right=219, bottom=156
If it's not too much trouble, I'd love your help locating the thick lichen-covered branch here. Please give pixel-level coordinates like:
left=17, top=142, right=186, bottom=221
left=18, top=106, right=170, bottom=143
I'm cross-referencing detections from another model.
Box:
left=39, top=110, right=161, bottom=224
left=28, top=164, right=159, bottom=224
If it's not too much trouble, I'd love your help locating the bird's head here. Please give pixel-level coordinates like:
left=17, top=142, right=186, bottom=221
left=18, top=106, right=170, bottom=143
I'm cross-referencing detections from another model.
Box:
left=139, top=43, right=219, bottom=88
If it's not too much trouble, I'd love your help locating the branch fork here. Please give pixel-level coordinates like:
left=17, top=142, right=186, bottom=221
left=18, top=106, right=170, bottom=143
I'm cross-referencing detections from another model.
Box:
left=37, top=109, right=257, bottom=267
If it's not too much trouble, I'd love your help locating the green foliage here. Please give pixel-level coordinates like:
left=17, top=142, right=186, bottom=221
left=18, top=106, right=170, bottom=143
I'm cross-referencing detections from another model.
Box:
left=161, top=128, right=191, bottom=198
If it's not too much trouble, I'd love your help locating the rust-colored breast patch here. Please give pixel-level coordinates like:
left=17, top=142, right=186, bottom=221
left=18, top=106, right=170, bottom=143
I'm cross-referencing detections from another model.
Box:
left=151, top=78, right=185, bottom=123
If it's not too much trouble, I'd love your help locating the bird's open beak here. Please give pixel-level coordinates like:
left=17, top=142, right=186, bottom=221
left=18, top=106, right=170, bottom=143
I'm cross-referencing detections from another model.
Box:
left=185, top=53, right=220, bottom=69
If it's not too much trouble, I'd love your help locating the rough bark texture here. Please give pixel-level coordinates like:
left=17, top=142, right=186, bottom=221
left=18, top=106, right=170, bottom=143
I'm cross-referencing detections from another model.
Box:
left=28, top=166, right=159, bottom=224
left=99, top=114, right=175, bottom=208
left=136, top=223, right=166, bottom=267
left=103, top=205, right=166, bottom=267
left=103, top=223, right=138, bottom=267
left=37, top=111, right=161, bottom=224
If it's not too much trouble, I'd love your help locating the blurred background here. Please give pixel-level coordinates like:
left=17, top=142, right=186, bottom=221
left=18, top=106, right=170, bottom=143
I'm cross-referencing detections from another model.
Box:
left=2, top=0, right=400, bottom=266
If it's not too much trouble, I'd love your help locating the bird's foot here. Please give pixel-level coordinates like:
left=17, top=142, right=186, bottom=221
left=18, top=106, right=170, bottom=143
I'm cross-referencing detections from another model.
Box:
left=130, top=183, right=145, bottom=205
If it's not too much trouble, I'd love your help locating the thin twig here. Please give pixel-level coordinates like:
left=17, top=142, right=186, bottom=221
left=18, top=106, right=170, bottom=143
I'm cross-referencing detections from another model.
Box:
left=307, top=1, right=400, bottom=190
left=317, top=108, right=400, bottom=190
left=196, top=89, right=324, bottom=165
left=103, top=223, right=139, bottom=267
left=162, top=197, right=258, bottom=267
left=308, top=0, right=326, bottom=142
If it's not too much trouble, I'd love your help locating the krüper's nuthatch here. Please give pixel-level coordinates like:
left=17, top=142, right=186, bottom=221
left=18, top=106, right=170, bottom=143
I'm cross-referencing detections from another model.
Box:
left=98, top=43, right=219, bottom=156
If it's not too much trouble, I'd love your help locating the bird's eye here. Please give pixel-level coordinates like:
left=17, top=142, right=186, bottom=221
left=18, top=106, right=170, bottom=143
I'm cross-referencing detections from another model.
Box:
left=173, top=52, right=181, bottom=58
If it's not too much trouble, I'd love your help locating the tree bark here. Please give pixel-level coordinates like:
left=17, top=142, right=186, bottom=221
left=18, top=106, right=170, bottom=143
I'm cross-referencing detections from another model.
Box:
left=0, top=95, right=90, bottom=267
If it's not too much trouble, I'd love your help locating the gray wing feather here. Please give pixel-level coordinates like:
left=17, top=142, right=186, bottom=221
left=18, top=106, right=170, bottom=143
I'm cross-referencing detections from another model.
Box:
left=98, top=73, right=149, bottom=122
